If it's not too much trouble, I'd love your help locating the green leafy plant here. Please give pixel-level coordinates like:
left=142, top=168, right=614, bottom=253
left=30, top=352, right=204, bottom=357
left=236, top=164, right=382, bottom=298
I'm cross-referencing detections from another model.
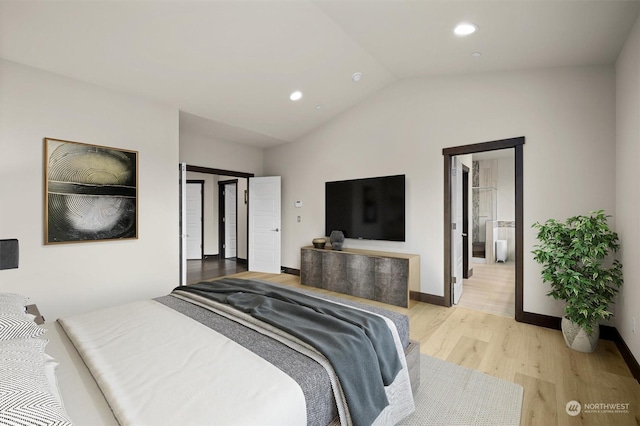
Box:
left=532, top=210, right=623, bottom=335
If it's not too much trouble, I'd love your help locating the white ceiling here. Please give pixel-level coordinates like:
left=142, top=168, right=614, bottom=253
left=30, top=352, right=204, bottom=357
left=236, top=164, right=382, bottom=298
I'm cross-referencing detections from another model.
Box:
left=2, top=1, right=639, bottom=147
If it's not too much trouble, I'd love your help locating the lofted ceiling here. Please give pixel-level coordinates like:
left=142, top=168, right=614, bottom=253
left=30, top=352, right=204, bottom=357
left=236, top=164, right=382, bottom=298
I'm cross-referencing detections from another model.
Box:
left=1, top=1, right=639, bottom=147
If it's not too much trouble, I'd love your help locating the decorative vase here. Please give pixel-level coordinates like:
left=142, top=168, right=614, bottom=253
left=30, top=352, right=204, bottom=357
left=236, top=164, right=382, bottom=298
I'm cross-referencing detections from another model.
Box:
left=312, top=237, right=326, bottom=249
left=329, top=231, right=344, bottom=251
left=561, top=317, right=599, bottom=353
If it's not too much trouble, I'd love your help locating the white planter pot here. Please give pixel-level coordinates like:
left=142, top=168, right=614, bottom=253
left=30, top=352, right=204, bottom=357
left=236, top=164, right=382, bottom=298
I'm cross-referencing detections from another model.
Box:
left=561, top=317, right=599, bottom=353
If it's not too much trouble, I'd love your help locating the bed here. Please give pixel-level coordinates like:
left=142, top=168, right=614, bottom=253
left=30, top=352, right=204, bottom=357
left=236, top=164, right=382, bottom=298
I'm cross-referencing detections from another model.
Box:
left=3, top=278, right=420, bottom=426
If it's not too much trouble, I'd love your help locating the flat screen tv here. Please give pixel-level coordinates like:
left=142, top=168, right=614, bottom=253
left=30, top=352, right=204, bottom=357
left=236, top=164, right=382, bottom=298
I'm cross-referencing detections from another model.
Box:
left=325, top=175, right=405, bottom=242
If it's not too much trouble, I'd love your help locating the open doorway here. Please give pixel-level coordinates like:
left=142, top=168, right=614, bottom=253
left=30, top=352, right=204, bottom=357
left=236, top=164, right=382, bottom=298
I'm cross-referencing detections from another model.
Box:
left=443, top=137, right=524, bottom=322
left=456, top=150, right=516, bottom=317
left=184, top=165, right=254, bottom=283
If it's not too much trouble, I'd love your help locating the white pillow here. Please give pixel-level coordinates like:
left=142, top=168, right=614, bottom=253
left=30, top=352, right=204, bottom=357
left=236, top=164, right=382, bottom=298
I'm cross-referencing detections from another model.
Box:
left=0, top=293, right=28, bottom=316
left=0, top=338, right=73, bottom=426
left=0, top=293, right=28, bottom=305
left=0, top=315, right=45, bottom=340
left=0, top=336, right=48, bottom=361
left=43, top=357, right=65, bottom=408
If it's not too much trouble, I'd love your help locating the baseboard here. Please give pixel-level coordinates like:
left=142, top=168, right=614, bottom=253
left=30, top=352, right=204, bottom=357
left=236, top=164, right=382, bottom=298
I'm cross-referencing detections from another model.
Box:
left=521, top=311, right=640, bottom=383
left=608, top=327, right=640, bottom=384
left=521, top=311, right=561, bottom=330
left=202, top=255, right=247, bottom=264
left=410, top=291, right=445, bottom=306
left=281, top=266, right=300, bottom=276
left=521, top=311, right=618, bottom=340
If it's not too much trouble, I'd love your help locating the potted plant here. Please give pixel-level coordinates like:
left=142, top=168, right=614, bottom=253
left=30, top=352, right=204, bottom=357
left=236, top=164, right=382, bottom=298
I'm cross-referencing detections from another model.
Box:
left=532, top=210, right=623, bottom=353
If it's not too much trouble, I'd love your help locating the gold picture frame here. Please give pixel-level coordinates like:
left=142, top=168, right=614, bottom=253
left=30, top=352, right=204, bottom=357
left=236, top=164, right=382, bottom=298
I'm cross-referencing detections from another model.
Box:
left=44, top=138, right=138, bottom=244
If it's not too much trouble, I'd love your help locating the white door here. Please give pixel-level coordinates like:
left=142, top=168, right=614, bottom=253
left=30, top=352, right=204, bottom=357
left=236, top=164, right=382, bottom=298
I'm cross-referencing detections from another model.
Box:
left=186, top=183, right=203, bottom=260
left=452, top=157, right=464, bottom=304
left=249, top=176, right=281, bottom=273
left=179, top=163, right=187, bottom=286
left=224, top=182, right=237, bottom=258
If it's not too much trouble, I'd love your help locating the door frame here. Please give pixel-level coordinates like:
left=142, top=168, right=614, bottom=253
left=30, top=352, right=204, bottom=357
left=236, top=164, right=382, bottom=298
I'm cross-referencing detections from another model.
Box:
left=442, top=136, right=524, bottom=322
left=451, top=157, right=464, bottom=304
left=186, top=165, right=254, bottom=265
left=462, top=165, right=470, bottom=279
left=186, top=180, right=205, bottom=260
left=218, top=179, right=239, bottom=259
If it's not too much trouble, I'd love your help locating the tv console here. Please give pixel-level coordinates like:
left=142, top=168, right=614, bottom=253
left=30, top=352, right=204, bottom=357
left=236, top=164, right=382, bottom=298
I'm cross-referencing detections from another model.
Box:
left=300, top=246, right=420, bottom=308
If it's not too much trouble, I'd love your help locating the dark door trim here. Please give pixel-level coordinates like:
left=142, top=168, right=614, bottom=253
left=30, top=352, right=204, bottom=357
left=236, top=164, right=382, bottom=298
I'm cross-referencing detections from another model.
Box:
left=187, top=165, right=254, bottom=179
left=186, top=180, right=204, bottom=260
left=218, top=179, right=239, bottom=259
left=462, top=165, right=470, bottom=279
left=442, top=136, right=525, bottom=322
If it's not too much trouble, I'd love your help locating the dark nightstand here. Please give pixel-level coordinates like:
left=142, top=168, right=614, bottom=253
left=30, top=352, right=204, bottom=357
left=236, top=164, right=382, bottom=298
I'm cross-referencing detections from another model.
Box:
left=26, top=304, right=45, bottom=325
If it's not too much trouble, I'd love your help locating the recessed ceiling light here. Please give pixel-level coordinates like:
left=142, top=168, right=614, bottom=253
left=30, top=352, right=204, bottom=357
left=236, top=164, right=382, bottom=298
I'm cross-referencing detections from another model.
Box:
left=352, top=72, right=363, bottom=82
left=454, top=23, right=478, bottom=36
left=290, top=91, right=303, bottom=101
left=471, top=52, right=482, bottom=57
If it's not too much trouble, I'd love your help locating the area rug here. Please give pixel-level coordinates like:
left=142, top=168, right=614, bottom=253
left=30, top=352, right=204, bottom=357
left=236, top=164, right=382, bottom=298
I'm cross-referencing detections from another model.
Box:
left=399, top=354, right=523, bottom=426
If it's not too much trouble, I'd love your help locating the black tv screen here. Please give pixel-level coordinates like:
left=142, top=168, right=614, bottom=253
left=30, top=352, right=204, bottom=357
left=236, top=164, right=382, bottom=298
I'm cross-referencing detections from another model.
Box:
left=325, top=175, right=405, bottom=242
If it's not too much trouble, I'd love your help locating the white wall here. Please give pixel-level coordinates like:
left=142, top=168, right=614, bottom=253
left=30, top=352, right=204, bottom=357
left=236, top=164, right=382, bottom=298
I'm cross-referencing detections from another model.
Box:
left=0, top=59, right=179, bottom=320
left=496, top=155, right=516, bottom=262
left=264, top=65, right=616, bottom=317
left=615, top=15, right=640, bottom=362
left=179, top=130, right=264, bottom=177
left=496, top=156, right=515, bottom=222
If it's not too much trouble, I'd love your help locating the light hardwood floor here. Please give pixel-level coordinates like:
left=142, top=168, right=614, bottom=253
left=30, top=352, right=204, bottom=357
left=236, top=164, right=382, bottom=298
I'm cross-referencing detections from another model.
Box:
left=458, top=261, right=516, bottom=317
left=226, top=271, right=640, bottom=426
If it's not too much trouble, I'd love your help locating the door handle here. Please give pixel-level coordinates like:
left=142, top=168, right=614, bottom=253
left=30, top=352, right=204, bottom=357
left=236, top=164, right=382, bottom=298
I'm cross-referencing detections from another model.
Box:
left=461, top=233, right=468, bottom=237
left=271, top=228, right=280, bottom=232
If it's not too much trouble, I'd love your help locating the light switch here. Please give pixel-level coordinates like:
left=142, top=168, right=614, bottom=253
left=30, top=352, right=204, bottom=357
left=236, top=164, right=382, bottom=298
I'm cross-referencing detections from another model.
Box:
left=294, top=200, right=303, bottom=208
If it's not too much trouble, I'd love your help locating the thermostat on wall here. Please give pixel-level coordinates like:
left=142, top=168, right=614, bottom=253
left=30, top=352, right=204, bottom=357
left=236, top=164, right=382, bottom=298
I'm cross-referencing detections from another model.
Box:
left=294, top=200, right=303, bottom=208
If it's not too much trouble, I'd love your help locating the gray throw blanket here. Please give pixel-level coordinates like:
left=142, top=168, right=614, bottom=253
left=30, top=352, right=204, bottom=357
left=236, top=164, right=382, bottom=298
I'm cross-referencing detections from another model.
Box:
left=176, top=278, right=403, bottom=426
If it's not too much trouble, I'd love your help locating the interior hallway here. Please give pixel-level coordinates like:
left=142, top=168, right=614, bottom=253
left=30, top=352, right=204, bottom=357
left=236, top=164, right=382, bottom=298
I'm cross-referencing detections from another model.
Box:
left=457, top=262, right=515, bottom=317
left=187, top=257, right=247, bottom=283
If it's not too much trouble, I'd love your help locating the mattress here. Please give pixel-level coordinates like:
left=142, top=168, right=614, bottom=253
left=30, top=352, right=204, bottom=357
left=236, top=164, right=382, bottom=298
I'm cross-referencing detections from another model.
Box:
left=60, top=299, right=309, bottom=425
left=52, top=279, right=418, bottom=425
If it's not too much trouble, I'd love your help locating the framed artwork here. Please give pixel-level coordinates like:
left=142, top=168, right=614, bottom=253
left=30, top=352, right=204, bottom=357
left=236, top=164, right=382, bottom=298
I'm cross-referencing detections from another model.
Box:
left=44, top=138, right=138, bottom=244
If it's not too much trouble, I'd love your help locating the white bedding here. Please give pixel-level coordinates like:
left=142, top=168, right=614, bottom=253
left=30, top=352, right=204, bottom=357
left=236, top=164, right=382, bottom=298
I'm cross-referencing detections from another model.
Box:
left=58, top=300, right=307, bottom=426
left=41, top=322, right=119, bottom=425
left=172, top=290, right=416, bottom=426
